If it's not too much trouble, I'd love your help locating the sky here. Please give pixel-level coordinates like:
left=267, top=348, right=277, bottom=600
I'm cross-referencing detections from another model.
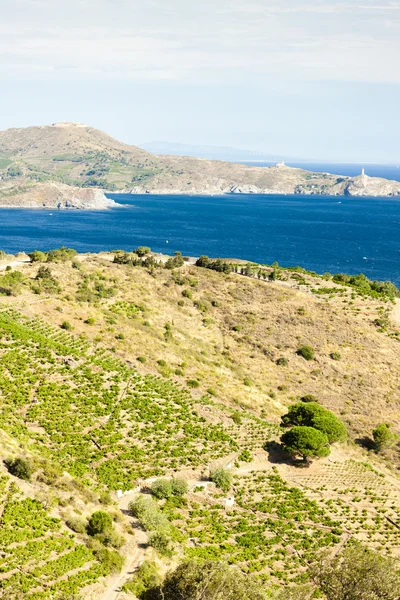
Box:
left=1, top=0, right=400, bottom=162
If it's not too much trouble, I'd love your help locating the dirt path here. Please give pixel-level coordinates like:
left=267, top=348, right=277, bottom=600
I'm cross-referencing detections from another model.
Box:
left=0, top=258, right=30, bottom=271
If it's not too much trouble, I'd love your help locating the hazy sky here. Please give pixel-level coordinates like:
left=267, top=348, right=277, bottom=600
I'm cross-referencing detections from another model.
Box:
left=1, top=0, right=400, bottom=161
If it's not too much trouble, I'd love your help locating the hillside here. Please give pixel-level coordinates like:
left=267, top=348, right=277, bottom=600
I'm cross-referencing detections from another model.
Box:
left=0, top=123, right=399, bottom=206
left=0, top=249, right=399, bottom=598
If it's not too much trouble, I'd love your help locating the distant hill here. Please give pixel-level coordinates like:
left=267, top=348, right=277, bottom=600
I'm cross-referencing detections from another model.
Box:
left=0, top=122, right=399, bottom=206
left=139, top=140, right=289, bottom=162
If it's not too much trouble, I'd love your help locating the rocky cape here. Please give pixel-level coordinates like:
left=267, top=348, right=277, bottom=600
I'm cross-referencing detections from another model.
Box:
left=0, top=122, right=399, bottom=204
left=0, top=181, right=115, bottom=209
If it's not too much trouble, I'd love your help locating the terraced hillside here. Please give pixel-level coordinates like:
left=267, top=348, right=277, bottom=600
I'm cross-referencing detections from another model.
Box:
left=0, top=250, right=398, bottom=598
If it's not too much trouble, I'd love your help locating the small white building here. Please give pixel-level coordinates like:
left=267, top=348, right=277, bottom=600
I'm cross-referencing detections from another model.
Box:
left=225, top=496, right=235, bottom=509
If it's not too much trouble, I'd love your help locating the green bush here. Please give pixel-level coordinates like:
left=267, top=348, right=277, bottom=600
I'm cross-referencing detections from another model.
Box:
left=66, top=517, right=87, bottom=534
left=149, top=531, right=173, bottom=557
left=276, top=357, right=288, bottom=366
left=157, top=560, right=266, bottom=600
left=93, top=546, right=124, bottom=574
left=296, top=346, right=315, bottom=361
left=134, top=246, right=151, bottom=257
left=95, top=529, right=125, bottom=549
left=211, top=467, right=233, bottom=492
left=170, top=478, right=188, bottom=496
left=300, top=394, right=318, bottom=403
left=187, top=379, right=200, bottom=388
left=60, top=321, right=72, bottom=331
left=6, top=457, right=32, bottom=481
left=372, top=423, right=399, bottom=451
left=330, top=351, right=341, bottom=360
left=122, top=560, right=161, bottom=597
left=28, top=250, right=47, bottom=262
left=87, top=511, right=113, bottom=536
left=151, top=479, right=173, bottom=499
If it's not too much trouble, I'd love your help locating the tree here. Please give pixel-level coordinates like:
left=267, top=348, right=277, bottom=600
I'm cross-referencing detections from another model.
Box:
left=6, top=457, right=32, bottom=481
left=296, top=345, right=314, bottom=360
left=281, top=402, right=347, bottom=443
left=281, top=426, right=330, bottom=462
left=151, top=478, right=173, bottom=499
left=150, top=560, right=267, bottom=600
left=311, top=544, right=400, bottom=600
left=28, top=250, right=47, bottom=262
left=195, top=255, right=210, bottom=267
left=170, top=478, right=188, bottom=496
left=87, top=511, right=112, bottom=536
left=372, top=423, right=399, bottom=451
left=134, top=246, right=151, bottom=257
left=210, top=467, right=233, bottom=492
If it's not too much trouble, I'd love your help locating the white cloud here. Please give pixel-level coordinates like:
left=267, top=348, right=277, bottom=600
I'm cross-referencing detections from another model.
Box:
left=1, top=0, right=399, bottom=83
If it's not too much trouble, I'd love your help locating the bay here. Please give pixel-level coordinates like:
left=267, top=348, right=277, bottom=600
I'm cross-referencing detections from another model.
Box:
left=0, top=193, right=399, bottom=285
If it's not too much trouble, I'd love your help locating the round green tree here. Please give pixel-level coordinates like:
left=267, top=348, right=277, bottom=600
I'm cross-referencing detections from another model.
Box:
left=87, top=511, right=112, bottom=536
left=281, top=426, right=330, bottom=462
left=372, top=423, right=399, bottom=451
left=281, top=402, right=347, bottom=443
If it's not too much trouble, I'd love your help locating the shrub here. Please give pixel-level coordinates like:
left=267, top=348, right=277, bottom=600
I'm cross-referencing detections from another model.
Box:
left=182, top=289, right=192, bottom=299
left=134, top=246, right=151, bottom=257
left=158, top=560, right=266, bottom=600
left=281, top=426, right=330, bottom=461
left=296, top=346, right=315, bottom=360
left=28, top=250, right=47, bottom=262
left=165, top=252, right=184, bottom=269
left=300, top=394, right=318, bottom=403
left=330, top=351, right=341, bottom=360
left=187, top=379, right=200, bottom=388
left=87, top=511, right=113, bottom=536
left=60, top=321, right=72, bottom=330
left=170, top=478, right=188, bottom=496
left=281, top=402, right=347, bottom=443
left=122, top=560, right=161, bottom=597
left=151, top=479, right=173, bottom=499
left=276, top=357, right=288, bottom=366
left=372, top=423, right=399, bottom=451
left=311, top=544, right=400, bottom=600
left=0, top=271, right=26, bottom=295
left=6, top=457, right=32, bottom=481
left=66, top=517, right=87, bottom=534
left=93, top=546, right=124, bottom=574
left=85, top=317, right=96, bottom=325
left=95, top=529, right=125, bottom=549
left=211, top=467, right=233, bottom=492
left=149, top=531, right=173, bottom=557
left=137, top=356, right=147, bottom=363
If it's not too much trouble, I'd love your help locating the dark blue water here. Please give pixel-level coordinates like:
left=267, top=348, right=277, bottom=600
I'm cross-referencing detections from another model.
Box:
left=0, top=194, right=399, bottom=284
left=244, top=162, right=400, bottom=182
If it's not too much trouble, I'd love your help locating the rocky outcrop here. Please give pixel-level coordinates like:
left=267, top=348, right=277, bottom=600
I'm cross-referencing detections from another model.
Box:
left=126, top=170, right=400, bottom=197
left=343, top=174, right=400, bottom=197
left=0, top=182, right=115, bottom=209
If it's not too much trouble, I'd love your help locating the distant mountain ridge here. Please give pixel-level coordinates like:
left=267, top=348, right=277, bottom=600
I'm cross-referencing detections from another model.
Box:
left=0, top=122, right=399, bottom=207
left=139, top=141, right=293, bottom=162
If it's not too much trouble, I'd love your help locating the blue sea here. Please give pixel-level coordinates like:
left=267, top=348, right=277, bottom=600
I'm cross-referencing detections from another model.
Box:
left=0, top=193, right=399, bottom=285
